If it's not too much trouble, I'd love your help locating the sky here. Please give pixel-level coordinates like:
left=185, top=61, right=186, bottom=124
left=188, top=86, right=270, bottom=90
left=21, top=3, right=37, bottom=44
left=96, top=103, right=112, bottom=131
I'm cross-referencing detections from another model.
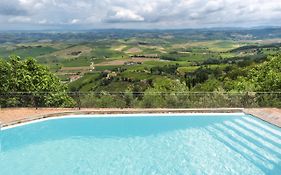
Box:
left=0, top=0, right=281, bottom=30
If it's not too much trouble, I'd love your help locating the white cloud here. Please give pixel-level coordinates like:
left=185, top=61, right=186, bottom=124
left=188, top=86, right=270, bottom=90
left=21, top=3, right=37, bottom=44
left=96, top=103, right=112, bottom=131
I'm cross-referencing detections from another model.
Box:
left=105, top=7, right=144, bottom=22
left=8, top=16, right=31, bottom=23
left=38, top=19, right=47, bottom=24
left=203, top=0, right=224, bottom=13
left=70, top=19, right=80, bottom=24
left=0, top=0, right=281, bottom=29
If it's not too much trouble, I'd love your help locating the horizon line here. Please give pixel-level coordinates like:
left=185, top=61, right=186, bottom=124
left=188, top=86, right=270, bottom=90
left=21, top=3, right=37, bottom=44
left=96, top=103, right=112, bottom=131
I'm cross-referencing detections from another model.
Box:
left=1, top=26, right=281, bottom=32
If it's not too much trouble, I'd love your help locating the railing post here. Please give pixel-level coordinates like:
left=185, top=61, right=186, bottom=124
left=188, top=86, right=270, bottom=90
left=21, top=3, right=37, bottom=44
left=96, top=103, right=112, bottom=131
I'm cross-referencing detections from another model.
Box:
left=32, top=93, right=38, bottom=110
left=245, top=92, right=249, bottom=108
left=35, top=92, right=38, bottom=110
left=76, top=92, right=81, bottom=110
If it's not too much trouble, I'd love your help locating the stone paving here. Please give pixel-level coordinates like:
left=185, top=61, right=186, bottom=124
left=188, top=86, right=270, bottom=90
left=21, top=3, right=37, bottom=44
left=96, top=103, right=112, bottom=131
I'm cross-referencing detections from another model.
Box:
left=244, top=108, right=281, bottom=128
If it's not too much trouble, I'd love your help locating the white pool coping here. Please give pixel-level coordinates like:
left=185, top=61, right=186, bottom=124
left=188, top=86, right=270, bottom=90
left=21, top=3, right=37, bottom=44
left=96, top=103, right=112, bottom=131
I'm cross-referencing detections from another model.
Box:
left=1, top=113, right=246, bottom=131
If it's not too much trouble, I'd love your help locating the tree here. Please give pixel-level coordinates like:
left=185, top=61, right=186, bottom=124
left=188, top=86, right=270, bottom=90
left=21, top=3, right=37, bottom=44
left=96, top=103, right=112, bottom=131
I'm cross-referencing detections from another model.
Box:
left=141, top=78, right=188, bottom=108
left=231, top=55, right=281, bottom=92
left=249, top=55, right=281, bottom=92
left=0, top=56, right=74, bottom=107
left=227, top=55, right=281, bottom=107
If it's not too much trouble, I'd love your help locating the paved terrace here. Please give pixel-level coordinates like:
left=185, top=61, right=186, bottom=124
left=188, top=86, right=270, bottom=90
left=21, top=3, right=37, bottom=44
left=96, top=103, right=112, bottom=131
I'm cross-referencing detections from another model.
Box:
left=244, top=108, right=281, bottom=128
left=0, top=108, right=280, bottom=128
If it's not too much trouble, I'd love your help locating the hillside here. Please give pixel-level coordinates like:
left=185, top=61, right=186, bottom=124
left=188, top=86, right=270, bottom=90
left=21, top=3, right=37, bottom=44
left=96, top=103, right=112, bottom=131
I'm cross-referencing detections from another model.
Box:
left=0, top=29, right=280, bottom=107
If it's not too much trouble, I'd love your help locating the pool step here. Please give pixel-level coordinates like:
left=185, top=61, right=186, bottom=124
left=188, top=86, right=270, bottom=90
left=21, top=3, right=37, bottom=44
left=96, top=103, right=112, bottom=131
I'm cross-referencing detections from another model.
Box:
left=224, top=121, right=281, bottom=154
left=207, top=126, right=274, bottom=171
left=215, top=123, right=280, bottom=164
left=234, top=119, right=281, bottom=146
left=242, top=117, right=281, bottom=139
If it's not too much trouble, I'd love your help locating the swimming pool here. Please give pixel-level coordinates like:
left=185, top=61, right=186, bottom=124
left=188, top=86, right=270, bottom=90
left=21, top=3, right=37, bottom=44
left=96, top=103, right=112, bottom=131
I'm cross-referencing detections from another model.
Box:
left=0, top=113, right=280, bottom=175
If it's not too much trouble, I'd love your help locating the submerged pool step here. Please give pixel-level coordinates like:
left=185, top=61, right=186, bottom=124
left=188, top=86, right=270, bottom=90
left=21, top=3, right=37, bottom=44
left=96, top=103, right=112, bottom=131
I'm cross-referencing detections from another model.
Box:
left=234, top=119, right=281, bottom=146
left=206, top=126, right=274, bottom=171
left=224, top=121, right=281, bottom=155
left=214, top=123, right=280, bottom=164
left=242, top=117, right=281, bottom=139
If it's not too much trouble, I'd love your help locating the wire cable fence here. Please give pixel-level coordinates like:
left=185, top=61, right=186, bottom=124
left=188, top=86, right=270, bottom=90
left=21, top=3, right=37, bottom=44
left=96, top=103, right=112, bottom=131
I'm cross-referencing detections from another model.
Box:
left=0, top=92, right=280, bottom=108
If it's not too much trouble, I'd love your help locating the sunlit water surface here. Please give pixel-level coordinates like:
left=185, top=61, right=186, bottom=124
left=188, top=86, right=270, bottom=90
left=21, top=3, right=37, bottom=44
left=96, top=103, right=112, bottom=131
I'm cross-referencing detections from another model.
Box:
left=0, top=114, right=281, bottom=175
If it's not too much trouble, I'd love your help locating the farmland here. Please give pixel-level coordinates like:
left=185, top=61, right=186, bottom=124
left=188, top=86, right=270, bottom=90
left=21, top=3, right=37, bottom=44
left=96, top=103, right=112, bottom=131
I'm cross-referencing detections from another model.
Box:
left=0, top=28, right=281, bottom=99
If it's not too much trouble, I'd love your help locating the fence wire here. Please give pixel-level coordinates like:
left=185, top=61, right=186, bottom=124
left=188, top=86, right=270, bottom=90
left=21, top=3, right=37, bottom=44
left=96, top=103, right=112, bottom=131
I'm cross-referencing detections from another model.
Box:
left=0, top=92, right=280, bottom=108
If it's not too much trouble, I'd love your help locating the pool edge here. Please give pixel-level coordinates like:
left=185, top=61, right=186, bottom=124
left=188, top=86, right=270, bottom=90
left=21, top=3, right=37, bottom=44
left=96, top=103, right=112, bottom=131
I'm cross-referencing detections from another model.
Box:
left=1, top=108, right=244, bottom=129
left=1, top=108, right=280, bottom=129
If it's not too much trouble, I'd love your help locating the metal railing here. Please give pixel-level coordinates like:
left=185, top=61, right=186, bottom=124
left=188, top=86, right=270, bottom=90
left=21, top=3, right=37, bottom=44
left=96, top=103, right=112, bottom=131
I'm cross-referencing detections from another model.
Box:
left=0, top=92, right=280, bottom=108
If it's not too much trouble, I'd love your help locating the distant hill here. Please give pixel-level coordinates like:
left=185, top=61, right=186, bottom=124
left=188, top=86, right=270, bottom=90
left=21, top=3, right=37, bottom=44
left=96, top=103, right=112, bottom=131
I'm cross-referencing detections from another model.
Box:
left=1, top=27, right=281, bottom=44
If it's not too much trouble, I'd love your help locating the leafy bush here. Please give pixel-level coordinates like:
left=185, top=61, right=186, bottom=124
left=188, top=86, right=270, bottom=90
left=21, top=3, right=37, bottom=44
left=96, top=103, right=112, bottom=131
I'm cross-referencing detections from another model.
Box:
left=0, top=56, right=75, bottom=107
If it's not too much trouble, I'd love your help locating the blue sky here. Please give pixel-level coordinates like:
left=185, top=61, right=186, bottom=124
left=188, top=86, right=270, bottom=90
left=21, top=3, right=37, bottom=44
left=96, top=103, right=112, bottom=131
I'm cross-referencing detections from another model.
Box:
left=0, top=0, right=281, bottom=30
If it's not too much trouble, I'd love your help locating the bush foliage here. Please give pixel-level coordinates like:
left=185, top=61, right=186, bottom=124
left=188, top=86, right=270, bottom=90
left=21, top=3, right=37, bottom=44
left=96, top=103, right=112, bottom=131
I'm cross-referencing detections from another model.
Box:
left=0, top=56, right=74, bottom=107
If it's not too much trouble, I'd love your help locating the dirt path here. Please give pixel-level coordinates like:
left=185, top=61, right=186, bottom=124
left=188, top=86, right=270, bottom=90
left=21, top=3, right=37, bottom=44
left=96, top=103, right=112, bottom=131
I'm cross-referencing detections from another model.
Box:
left=94, top=58, right=159, bottom=66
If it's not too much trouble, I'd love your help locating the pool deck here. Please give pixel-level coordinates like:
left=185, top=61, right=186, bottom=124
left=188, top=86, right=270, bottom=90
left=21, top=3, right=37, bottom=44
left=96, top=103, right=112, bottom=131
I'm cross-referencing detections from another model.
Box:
left=243, top=108, right=281, bottom=128
left=0, top=108, right=280, bottom=128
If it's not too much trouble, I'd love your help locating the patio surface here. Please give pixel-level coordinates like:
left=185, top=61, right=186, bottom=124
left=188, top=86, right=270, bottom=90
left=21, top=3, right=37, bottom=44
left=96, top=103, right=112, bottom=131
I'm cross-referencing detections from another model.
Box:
left=244, top=108, right=281, bottom=128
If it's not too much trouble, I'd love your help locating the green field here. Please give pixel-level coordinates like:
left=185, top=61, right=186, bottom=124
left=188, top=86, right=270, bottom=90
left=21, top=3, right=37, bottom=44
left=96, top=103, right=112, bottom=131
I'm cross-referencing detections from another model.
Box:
left=1, top=29, right=281, bottom=96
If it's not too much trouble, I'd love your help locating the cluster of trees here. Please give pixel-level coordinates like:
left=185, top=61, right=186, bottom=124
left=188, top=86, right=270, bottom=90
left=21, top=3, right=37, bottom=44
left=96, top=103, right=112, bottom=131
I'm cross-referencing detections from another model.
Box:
left=0, top=56, right=74, bottom=107
left=230, top=55, right=281, bottom=92
left=201, top=54, right=267, bottom=67
left=150, top=64, right=179, bottom=75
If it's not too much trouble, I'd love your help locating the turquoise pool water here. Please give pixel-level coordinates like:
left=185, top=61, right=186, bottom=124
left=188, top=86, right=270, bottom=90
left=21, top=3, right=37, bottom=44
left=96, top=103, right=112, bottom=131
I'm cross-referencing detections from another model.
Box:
left=0, top=114, right=280, bottom=175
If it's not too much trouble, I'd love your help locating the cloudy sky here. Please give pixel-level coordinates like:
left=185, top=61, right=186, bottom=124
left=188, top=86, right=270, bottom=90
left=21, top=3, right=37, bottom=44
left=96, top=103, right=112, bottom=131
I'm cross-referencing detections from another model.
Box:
left=0, top=0, right=281, bottom=30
